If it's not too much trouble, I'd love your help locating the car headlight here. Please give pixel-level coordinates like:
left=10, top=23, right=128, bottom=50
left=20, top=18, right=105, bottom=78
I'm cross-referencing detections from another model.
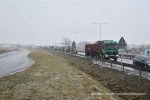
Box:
left=116, top=55, right=119, bottom=57
left=149, top=64, right=150, bottom=66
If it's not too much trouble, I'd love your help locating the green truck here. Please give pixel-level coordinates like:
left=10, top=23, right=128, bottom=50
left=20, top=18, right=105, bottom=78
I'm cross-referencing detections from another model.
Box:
left=85, top=40, right=118, bottom=61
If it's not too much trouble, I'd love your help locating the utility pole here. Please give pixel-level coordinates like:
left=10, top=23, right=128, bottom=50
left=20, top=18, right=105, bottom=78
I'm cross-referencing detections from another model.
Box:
left=137, top=42, right=139, bottom=53
left=73, top=32, right=79, bottom=43
left=94, top=22, right=108, bottom=41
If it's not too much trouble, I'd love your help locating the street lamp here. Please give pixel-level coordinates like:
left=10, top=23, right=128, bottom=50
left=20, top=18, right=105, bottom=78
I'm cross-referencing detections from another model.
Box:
left=94, top=22, right=108, bottom=41
left=73, top=32, right=79, bottom=43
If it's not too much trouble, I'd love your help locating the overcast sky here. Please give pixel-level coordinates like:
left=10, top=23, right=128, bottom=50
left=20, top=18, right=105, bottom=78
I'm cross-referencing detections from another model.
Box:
left=0, top=0, right=150, bottom=45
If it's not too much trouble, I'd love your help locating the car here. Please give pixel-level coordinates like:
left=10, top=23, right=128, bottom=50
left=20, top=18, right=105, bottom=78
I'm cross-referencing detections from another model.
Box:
left=133, top=54, right=150, bottom=70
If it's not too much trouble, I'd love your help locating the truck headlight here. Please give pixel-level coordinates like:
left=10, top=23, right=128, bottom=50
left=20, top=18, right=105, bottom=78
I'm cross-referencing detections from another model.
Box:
left=105, top=55, right=108, bottom=57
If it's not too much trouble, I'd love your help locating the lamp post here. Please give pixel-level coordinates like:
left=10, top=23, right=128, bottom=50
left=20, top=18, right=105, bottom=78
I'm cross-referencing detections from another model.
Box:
left=73, top=32, right=79, bottom=43
left=94, top=22, right=108, bottom=41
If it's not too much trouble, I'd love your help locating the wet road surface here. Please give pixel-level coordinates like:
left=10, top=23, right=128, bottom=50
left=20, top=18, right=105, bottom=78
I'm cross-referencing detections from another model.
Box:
left=77, top=52, right=133, bottom=64
left=0, top=49, right=32, bottom=77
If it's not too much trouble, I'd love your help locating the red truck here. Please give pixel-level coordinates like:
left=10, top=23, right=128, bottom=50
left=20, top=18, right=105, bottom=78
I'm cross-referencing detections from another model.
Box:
left=85, top=41, right=102, bottom=57
left=85, top=44, right=93, bottom=56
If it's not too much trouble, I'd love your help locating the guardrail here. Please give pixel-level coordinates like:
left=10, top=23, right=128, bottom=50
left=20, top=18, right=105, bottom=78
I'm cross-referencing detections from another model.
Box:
left=77, top=51, right=136, bottom=60
left=76, top=53, right=135, bottom=69
left=73, top=53, right=149, bottom=78
left=118, top=54, right=135, bottom=60
left=51, top=50, right=149, bottom=78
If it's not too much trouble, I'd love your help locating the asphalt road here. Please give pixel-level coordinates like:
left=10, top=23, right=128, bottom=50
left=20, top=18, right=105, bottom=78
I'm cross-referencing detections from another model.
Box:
left=77, top=52, right=133, bottom=64
left=0, top=49, right=32, bottom=77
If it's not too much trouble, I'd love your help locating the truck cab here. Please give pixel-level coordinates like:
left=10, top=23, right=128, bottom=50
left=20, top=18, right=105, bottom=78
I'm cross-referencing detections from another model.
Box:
left=102, top=40, right=118, bottom=61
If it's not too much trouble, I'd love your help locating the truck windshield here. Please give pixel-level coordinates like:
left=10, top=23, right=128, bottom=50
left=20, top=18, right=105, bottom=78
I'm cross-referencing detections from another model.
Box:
left=105, top=45, right=117, bottom=49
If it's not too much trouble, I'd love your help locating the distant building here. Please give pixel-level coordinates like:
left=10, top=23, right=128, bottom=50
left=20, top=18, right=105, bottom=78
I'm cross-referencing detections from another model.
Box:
left=118, top=37, right=127, bottom=49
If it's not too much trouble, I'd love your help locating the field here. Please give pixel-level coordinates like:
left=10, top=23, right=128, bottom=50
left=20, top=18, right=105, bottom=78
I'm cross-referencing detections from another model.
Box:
left=0, top=51, right=121, bottom=100
left=0, top=48, right=11, bottom=54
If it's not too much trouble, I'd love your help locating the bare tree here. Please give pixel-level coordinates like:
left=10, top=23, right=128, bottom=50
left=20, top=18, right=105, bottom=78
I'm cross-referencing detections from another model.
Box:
left=62, top=38, right=72, bottom=46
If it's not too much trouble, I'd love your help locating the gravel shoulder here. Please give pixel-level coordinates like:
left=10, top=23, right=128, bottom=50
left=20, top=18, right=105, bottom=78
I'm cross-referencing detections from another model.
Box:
left=0, top=51, right=121, bottom=100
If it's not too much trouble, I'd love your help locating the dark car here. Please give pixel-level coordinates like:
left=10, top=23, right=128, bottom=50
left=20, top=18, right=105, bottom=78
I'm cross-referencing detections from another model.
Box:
left=133, top=55, right=150, bottom=69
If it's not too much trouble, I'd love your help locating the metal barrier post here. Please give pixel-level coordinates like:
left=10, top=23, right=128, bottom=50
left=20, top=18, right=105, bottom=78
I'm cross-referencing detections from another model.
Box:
left=140, top=66, right=142, bottom=77
left=111, top=61, right=112, bottom=68
left=121, top=54, right=123, bottom=71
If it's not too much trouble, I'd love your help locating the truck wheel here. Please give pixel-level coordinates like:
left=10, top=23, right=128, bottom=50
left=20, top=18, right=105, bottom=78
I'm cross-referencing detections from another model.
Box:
left=107, top=57, right=110, bottom=60
left=114, top=58, right=117, bottom=61
left=145, top=65, right=150, bottom=70
left=133, top=62, right=135, bottom=66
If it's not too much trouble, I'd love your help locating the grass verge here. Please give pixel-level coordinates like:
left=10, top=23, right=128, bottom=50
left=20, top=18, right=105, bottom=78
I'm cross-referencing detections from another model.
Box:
left=55, top=52, right=150, bottom=100
left=0, top=51, right=121, bottom=100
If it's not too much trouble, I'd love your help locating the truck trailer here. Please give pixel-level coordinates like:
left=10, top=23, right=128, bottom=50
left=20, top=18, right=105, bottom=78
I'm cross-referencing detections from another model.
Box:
left=85, top=40, right=118, bottom=61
